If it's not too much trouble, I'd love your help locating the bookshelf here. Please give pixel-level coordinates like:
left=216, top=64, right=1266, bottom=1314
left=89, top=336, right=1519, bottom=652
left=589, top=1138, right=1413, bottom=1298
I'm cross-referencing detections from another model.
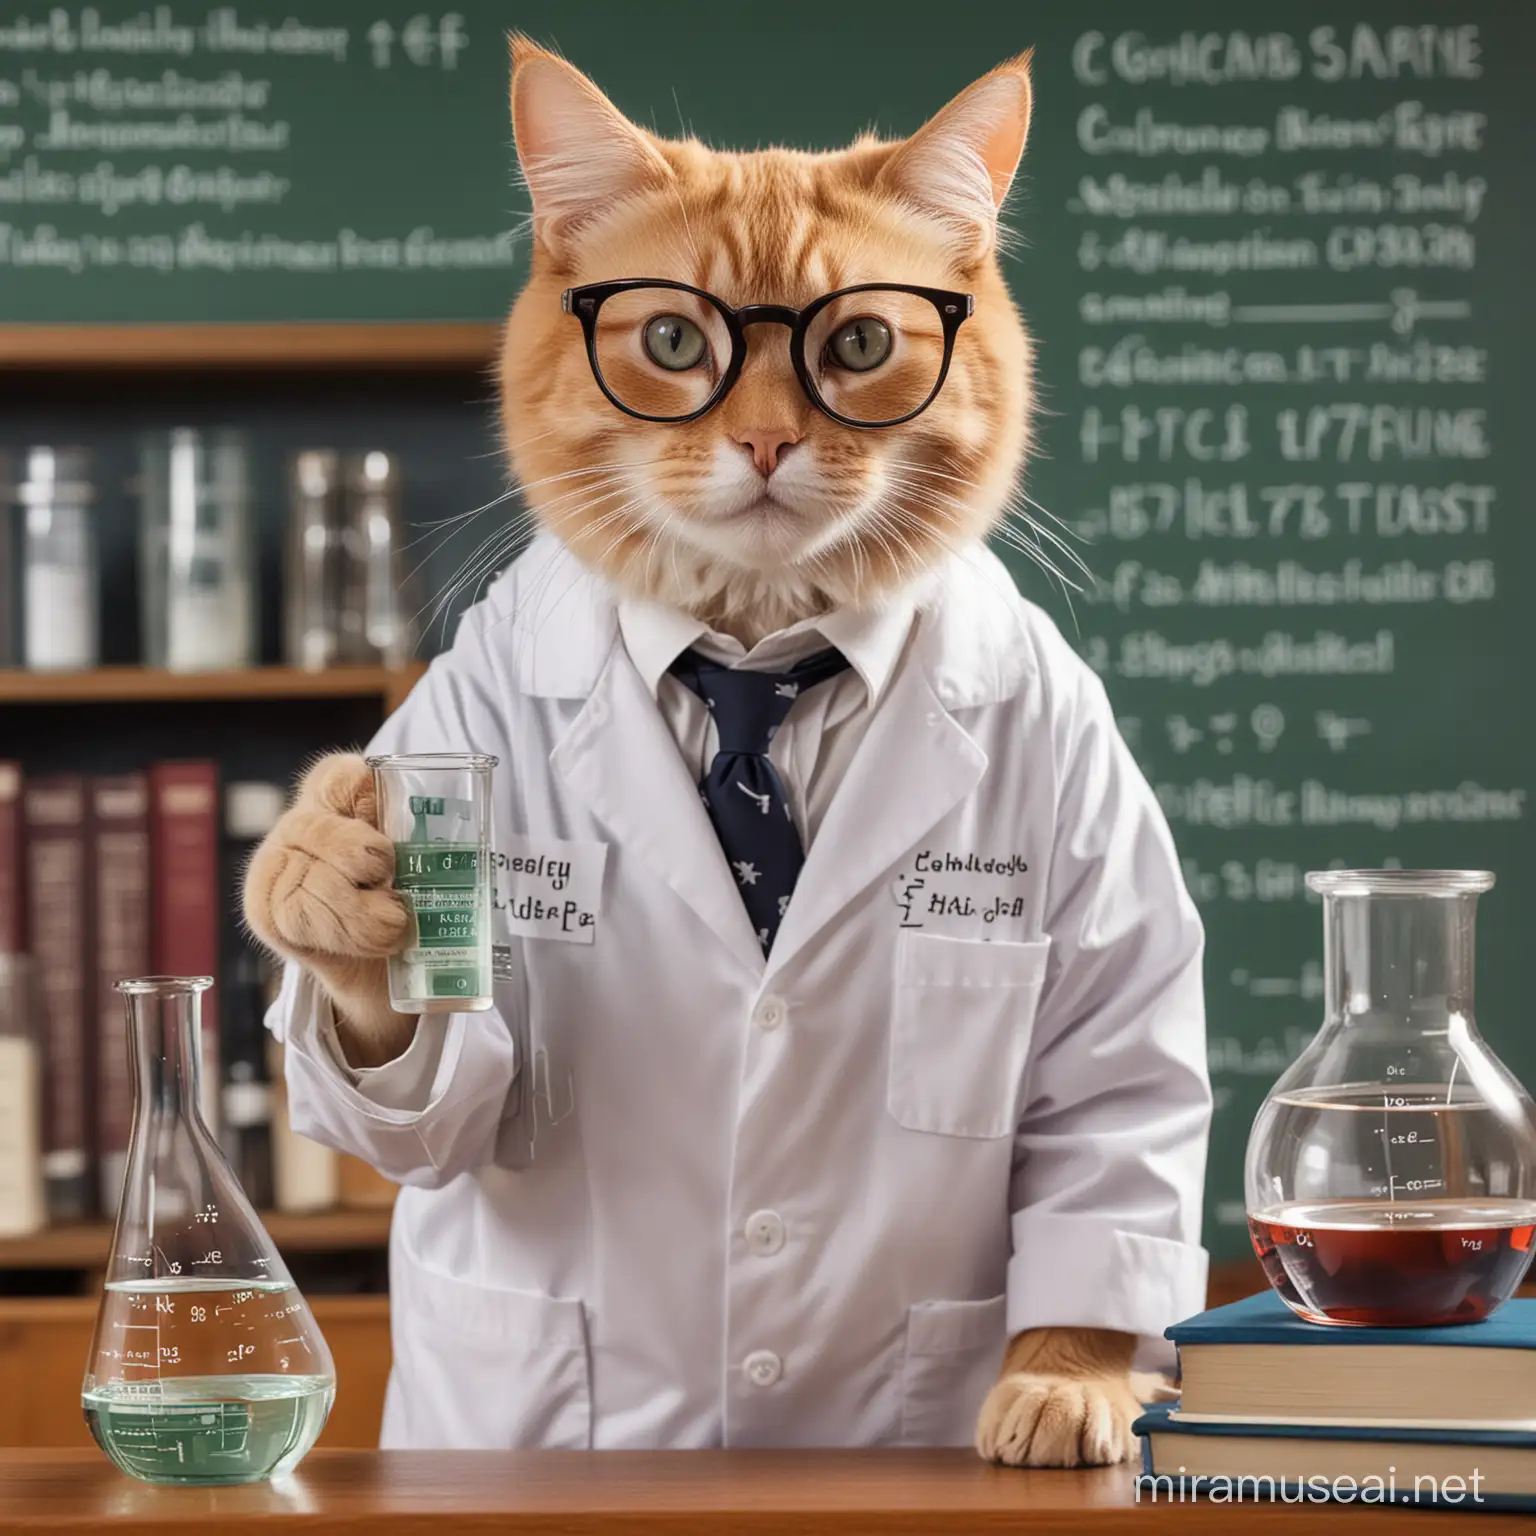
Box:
left=0, top=664, right=427, bottom=716
left=0, top=322, right=500, bottom=371
left=0, top=1208, right=393, bottom=1271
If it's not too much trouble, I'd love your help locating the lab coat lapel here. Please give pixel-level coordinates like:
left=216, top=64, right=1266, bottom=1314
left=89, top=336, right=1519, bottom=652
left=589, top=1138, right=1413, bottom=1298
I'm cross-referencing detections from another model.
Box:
left=769, top=653, right=987, bottom=974
left=552, top=643, right=767, bottom=979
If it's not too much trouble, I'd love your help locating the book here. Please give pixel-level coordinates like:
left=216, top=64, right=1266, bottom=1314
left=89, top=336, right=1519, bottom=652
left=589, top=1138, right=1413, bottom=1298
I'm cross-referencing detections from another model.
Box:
left=0, top=954, right=46, bottom=1237
left=150, top=763, right=222, bottom=1134
left=268, top=1035, right=340, bottom=1213
left=1169, top=1290, right=1536, bottom=1430
left=92, top=773, right=152, bottom=1216
left=24, top=774, right=93, bottom=1220
left=0, top=760, right=21, bottom=953
left=1137, top=1400, right=1536, bottom=1510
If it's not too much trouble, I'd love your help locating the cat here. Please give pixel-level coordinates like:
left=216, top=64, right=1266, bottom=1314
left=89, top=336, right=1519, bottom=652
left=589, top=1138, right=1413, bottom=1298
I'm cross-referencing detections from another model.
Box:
left=497, top=38, right=1035, bottom=648
left=245, top=39, right=1177, bottom=1466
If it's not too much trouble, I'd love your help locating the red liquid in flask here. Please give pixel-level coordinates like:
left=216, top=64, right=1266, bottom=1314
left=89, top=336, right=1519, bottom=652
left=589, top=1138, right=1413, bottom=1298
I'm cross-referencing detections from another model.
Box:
left=1250, top=1200, right=1536, bottom=1326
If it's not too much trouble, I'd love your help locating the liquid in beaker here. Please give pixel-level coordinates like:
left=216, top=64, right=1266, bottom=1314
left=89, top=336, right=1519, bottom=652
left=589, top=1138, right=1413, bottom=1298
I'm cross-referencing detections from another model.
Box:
left=368, top=752, right=497, bottom=1014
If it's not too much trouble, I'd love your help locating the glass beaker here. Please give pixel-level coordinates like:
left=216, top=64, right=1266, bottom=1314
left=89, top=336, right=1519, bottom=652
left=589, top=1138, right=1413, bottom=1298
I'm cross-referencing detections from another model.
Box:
left=367, top=753, right=496, bottom=1014
left=83, top=977, right=335, bottom=1485
left=1246, top=870, right=1536, bottom=1327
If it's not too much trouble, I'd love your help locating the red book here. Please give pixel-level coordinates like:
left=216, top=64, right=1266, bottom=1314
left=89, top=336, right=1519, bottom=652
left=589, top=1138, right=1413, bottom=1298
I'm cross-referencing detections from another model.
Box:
left=24, top=774, right=93, bottom=1220
left=0, top=761, right=21, bottom=954
left=92, top=774, right=151, bottom=1216
left=150, top=762, right=221, bottom=1132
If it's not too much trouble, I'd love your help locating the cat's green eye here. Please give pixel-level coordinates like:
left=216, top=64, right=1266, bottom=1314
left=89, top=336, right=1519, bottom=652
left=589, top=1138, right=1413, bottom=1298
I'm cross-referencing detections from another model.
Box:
left=826, top=316, right=892, bottom=372
left=643, top=314, right=708, bottom=371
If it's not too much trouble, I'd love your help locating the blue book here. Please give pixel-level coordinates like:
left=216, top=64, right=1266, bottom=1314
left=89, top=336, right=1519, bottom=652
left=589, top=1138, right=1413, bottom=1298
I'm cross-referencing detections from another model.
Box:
left=1169, top=1292, right=1536, bottom=1429
left=1136, top=1401, right=1536, bottom=1512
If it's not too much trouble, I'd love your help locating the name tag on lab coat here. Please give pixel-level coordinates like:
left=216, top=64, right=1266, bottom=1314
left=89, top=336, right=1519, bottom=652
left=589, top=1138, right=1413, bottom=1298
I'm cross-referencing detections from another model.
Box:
left=892, top=848, right=1032, bottom=938
left=493, top=834, right=608, bottom=945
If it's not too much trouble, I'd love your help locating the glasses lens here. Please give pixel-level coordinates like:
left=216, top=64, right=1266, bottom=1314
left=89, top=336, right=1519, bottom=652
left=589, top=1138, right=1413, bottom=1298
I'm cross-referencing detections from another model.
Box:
left=588, top=286, right=731, bottom=421
left=802, top=289, right=950, bottom=425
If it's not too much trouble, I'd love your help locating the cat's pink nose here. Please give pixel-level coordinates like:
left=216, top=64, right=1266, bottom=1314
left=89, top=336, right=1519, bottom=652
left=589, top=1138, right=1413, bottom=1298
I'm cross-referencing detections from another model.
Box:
left=733, top=428, right=802, bottom=477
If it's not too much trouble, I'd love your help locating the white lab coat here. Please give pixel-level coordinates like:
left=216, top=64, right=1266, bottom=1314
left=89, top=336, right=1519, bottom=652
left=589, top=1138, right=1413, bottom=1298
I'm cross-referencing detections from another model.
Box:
left=270, top=534, right=1210, bottom=1450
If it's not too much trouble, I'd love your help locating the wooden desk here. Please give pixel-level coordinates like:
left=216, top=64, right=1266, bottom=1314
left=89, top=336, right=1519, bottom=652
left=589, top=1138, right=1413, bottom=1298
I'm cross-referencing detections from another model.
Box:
left=0, top=1450, right=1523, bottom=1534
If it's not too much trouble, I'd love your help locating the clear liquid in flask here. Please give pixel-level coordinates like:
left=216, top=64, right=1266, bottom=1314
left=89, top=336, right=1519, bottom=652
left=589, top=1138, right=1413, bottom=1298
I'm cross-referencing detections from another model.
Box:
left=84, top=1279, right=333, bottom=1483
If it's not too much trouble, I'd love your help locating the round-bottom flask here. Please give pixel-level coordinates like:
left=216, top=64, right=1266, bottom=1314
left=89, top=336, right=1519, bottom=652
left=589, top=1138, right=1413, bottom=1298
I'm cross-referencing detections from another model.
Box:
left=1245, top=871, right=1536, bottom=1327
left=83, top=978, right=335, bottom=1484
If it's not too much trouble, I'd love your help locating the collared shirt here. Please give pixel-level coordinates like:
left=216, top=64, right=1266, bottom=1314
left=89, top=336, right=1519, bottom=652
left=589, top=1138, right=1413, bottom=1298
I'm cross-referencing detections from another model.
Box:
left=320, top=588, right=920, bottom=1097
left=617, top=594, right=919, bottom=848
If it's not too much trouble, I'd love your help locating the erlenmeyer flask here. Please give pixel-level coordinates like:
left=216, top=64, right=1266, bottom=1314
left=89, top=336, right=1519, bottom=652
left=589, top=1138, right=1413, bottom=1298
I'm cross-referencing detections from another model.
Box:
left=1246, top=871, right=1536, bottom=1326
left=83, top=977, right=335, bottom=1484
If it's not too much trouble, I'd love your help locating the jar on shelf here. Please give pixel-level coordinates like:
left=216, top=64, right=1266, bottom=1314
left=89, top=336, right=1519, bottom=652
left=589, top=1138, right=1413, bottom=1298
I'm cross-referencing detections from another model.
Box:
left=347, top=450, right=417, bottom=669
left=139, top=429, right=257, bottom=672
left=284, top=449, right=417, bottom=671
left=0, top=450, right=16, bottom=667
left=284, top=449, right=358, bottom=671
left=18, top=446, right=98, bottom=672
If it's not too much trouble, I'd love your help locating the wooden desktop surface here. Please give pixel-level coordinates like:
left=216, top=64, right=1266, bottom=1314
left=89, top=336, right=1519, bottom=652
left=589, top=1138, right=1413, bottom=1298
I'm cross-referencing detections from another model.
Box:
left=0, top=1449, right=1523, bottom=1534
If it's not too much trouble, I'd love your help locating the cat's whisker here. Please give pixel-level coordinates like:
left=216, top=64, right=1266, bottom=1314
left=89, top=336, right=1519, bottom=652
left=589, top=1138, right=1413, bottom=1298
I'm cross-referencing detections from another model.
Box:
left=997, top=503, right=1095, bottom=583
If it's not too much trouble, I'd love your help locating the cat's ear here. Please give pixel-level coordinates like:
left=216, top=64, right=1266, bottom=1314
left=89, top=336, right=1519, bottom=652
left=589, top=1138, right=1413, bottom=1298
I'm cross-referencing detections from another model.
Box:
left=510, top=37, right=672, bottom=256
left=878, top=53, right=1033, bottom=256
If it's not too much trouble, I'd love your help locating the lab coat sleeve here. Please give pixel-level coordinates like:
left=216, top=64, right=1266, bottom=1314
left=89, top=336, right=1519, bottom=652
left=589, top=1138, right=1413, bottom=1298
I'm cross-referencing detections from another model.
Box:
left=1005, top=646, right=1211, bottom=1347
left=262, top=611, right=521, bottom=1187
left=267, top=961, right=517, bottom=1187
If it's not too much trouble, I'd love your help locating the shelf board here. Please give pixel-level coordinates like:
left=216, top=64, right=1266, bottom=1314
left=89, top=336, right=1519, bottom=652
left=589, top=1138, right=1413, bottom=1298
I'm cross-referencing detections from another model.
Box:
left=0, top=664, right=425, bottom=708
left=0, top=1207, right=393, bottom=1270
left=0, top=322, right=501, bottom=370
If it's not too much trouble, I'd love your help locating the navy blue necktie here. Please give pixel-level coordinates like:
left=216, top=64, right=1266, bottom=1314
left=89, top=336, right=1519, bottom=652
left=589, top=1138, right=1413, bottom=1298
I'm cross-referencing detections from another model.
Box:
left=670, top=646, right=851, bottom=955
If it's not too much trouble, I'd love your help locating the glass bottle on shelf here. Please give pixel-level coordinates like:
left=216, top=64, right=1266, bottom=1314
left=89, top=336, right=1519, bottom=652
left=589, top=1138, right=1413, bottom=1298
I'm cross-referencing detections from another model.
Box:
left=347, top=450, right=417, bottom=668
left=83, top=977, right=334, bottom=1485
left=1246, top=870, right=1536, bottom=1327
left=19, top=446, right=98, bottom=672
left=284, top=449, right=360, bottom=671
left=138, top=430, right=256, bottom=672
left=0, top=450, right=16, bottom=667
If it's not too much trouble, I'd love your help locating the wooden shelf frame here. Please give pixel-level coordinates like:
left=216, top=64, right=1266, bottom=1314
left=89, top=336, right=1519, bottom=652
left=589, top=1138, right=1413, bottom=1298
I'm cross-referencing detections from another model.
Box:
left=0, top=663, right=425, bottom=713
left=0, top=322, right=501, bottom=371
left=0, top=1207, right=393, bottom=1270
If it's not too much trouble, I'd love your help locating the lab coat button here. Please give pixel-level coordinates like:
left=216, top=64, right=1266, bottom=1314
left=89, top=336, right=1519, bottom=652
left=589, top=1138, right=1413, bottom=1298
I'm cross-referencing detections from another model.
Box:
left=745, top=1209, right=786, bottom=1255
left=743, top=1349, right=782, bottom=1388
left=754, top=996, right=787, bottom=1031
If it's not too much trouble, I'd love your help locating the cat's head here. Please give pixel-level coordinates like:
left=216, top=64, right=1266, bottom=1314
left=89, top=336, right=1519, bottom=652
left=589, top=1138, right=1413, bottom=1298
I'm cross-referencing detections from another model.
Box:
left=501, top=39, right=1033, bottom=640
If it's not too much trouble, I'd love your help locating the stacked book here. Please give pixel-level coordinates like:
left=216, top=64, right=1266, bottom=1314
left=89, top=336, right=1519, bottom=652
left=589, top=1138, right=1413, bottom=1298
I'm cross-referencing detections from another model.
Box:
left=1137, top=1290, right=1536, bottom=1511
left=1, top=762, right=222, bottom=1224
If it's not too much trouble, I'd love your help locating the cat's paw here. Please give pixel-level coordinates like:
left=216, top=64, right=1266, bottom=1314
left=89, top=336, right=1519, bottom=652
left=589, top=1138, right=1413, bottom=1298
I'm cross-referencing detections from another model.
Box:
left=975, top=1370, right=1149, bottom=1468
left=244, top=753, right=409, bottom=964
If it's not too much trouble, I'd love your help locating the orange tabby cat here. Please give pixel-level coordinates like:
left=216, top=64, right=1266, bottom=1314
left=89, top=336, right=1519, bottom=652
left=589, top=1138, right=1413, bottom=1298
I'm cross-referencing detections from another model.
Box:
left=499, top=38, right=1030, bottom=647
left=246, top=40, right=1177, bottom=1466
left=494, top=40, right=1169, bottom=1465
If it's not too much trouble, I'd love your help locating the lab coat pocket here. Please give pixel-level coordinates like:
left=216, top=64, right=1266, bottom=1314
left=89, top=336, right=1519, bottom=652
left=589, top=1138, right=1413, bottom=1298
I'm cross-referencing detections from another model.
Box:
left=888, top=933, right=1050, bottom=1139
left=899, top=1294, right=1008, bottom=1446
left=389, top=1245, right=592, bottom=1449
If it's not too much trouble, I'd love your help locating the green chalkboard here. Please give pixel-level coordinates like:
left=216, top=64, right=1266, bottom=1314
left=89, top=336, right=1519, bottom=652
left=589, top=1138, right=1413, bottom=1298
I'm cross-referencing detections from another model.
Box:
left=3, top=1, right=1533, bottom=1265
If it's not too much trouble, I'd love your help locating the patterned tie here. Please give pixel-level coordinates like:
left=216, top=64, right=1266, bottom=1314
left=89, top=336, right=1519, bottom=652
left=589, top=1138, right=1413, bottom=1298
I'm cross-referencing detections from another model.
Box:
left=669, top=646, right=851, bottom=955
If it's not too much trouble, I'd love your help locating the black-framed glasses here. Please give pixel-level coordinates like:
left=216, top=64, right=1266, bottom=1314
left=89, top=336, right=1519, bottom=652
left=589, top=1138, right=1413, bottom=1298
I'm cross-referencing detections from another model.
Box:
left=561, top=280, right=973, bottom=429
